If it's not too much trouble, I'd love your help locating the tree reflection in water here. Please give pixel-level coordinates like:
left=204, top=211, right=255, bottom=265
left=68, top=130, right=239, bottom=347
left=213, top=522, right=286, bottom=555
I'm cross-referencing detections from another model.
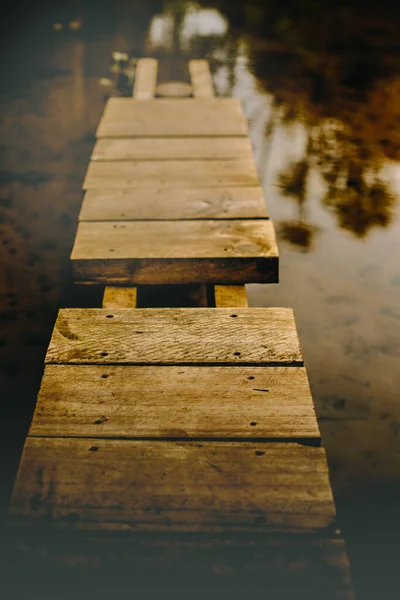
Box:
left=193, top=0, right=400, bottom=242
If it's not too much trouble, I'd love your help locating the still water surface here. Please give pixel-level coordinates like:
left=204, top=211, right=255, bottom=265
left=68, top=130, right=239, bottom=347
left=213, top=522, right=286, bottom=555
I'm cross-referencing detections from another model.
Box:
left=1, top=2, right=400, bottom=597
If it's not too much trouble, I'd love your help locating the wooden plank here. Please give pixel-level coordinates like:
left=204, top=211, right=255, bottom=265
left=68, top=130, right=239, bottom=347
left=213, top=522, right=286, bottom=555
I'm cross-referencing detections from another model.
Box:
left=3, top=534, right=354, bottom=600
left=83, top=159, right=259, bottom=190
left=70, top=219, right=278, bottom=285
left=214, top=285, right=248, bottom=308
left=79, top=187, right=268, bottom=221
left=133, top=58, right=158, bottom=100
left=102, top=287, right=137, bottom=308
left=45, top=308, right=302, bottom=366
left=29, top=365, right=320, bottom=440
left=9, top=438, right=334, bottom=533
left=91, top=137, right=254, bottom=162
left=96, top=98, right=248, bottom=138
left=189, top=59, right=214, bottom=98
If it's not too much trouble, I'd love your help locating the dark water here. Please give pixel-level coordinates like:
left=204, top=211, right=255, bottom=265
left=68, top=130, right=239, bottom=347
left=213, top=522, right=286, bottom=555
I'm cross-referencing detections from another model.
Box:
left=1, top=1, right=400, bottom=598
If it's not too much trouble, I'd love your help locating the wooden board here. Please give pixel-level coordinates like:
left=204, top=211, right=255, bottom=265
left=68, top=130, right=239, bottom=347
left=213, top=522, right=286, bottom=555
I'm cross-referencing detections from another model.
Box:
left=29, top=365, right=320, bottom=440
left=91, top=137, right=254, bottom=162
left=189, top=59, right=214, bottom=98
left=96, top=98, right=248, bottom=138
left=83, top=159, right=259, bottom=190
left=45, top=308, right=302, bottom=366
left=9, top=438, right=334, bottom=533
left=79, top=187, right=268, bottom=221
left=70, top=220, right=278, bottom=285
left=2, top=534, right=354, bottom=600
left=133, top=58, right=158, bottom=100
left=214, top=285, right=248, bottom=308
left=102, top=287, right=137, bottom=308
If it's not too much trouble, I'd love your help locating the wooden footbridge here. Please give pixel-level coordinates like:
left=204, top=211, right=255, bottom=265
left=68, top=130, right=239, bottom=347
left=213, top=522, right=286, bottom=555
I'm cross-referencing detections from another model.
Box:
left=5, top=59, right=355, bottom=599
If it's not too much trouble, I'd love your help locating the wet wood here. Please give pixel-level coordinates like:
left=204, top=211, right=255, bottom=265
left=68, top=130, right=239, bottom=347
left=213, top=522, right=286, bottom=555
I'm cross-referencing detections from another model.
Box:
left=96, top=98, right=248, bottom=138
left=29, top=365, right=320, bottom=440
left=91, top=137, right=254, bottom=162
left=9, top=438, right=334, bottom=533
left=133, top=58, right=158, bottom=100
left=79, top=186, right=268, bottom=221
left=214, top=285, right=248, bottom=307
left=189, top=60, right=214, bottom=98
left=45, top=308, right=302, bottom=366
left=70, top=219, right=278, bottom=285
left=83, top=159, right=259, bottom=189
left=3, top=534, right=354, bottom=600
left=102, top=287, right=137, bottom=308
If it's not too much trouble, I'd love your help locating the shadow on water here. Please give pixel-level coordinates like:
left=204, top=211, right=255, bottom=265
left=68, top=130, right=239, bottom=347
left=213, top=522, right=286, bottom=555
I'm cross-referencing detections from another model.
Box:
left=1, top=1, right=400, bottom=598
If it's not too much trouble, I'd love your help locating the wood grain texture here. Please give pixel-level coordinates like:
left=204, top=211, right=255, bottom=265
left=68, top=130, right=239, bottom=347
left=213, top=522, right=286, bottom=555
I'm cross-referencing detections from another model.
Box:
left=96, top=98, right=248, bottom=138
left=83, top=159, right=259, bottom=189
left=9, top=438, right=334, bottom=533
left=102, top=287, right=137, bottom=308
left=189, top=60, right=215, bottom=98
left=3, top=534, right=354, bottom=600
left=70, top=219, right=278, bottom=285
left=214, top=285, right=248, bottom=308
left=29, top=365, right=320, bottom=440
left=79, top=187, right=268, bottom=221
left=133, top=58, right=158, bottom=99
left=91, top=137, right=254, bottom=162
left=45, top=308, right=302, bottom=366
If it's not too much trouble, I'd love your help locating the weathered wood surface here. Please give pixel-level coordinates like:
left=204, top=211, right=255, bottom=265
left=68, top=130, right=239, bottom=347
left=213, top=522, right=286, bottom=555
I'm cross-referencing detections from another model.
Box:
left=45, top=308, right=302, bottom=366
left=79, top=186, right=268, bottom=221
left=29, top=365, right=319, bottom=440
left=9, top=438, right=334, bottom=533
left=102, top=286, right=137, bottom=308
left=72, top=219, right=276, bottom=260
left=133, top=58, right=158, bottom=100
left=91, top=137, right=254, bottom=162
left=189, top=59, right=214, bottom=98
left=96, top=98, right=248, bottom=138
left=3, top=535, right=354, bottom=600
left=83, top=159, right=259, bottom=189
left=214, top=285, right=248, bottom=308
left=71, top=219, right=278, bottom=285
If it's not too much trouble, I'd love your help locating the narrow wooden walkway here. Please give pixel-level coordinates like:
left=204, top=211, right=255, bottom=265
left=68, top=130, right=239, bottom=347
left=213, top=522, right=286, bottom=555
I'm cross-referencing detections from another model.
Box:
left=5, top=59, right=354, bottom=599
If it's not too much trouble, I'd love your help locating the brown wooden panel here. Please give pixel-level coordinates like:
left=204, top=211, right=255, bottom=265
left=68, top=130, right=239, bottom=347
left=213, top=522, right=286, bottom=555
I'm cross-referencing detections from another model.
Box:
left=83, top=160, right=259, bottom=190
left=79, top=187, right=268, bottom=221
left=214, top=285, right=248, bottom=307
left=189, top=59, right=214, bottom=98
left=133, top=58, right=158, bottom=100
left=96, top=98, right=248, bottom=138
left=9, top=438, right=334, bottom=533
left=102, top=287, right=137, bottom=308
left=3, top=534, right=354, bottom=600
left=45, top=308, right=302, bottom=366
left=70, top=219, right=278, bottom=285
left=91, top=137, right=253, bottom=161
left=29, top=365, right=320, bottom=440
